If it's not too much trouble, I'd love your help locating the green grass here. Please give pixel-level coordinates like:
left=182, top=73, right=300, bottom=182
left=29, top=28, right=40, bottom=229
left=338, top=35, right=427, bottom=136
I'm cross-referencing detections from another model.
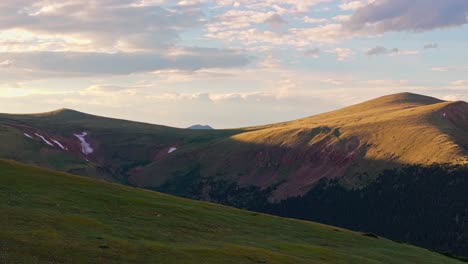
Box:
left=0, top=159, right=462, bottom=264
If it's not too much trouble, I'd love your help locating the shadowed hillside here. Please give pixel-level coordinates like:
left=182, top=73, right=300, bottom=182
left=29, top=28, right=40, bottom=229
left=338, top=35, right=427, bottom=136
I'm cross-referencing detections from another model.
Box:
left=2, top=159, right=463, bottom=264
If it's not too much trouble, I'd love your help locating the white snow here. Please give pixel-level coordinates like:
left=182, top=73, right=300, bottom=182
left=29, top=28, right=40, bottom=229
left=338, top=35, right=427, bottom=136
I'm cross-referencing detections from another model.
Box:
left=51, top=139, right=68, bottom=150
left=34, top=133, right=54, bottom=147
left=168, top=147, right=177, bottom=154
left=24, top=133, right=33, bottom=139
left=73, top=132, right=93, bottom=155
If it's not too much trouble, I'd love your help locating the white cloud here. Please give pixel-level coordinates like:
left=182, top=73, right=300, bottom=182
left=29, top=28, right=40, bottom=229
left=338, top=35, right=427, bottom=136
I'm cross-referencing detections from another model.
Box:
left=304, top=48, right=321, bottom=58
left=206, top=0, right=349, bottom=48
left=365, top=46, right=420, bottom=56
left=322, top=79, right=344, bottom=85
left=431, top=67, right=450, bottom=72
left=258, top=54, right=281, bottom=68
left=424, top=43, right=438, bottom=49
left=451, top=80, right=468, bottom=86
left=0, top=60, right=13, bottom=67
left=366, top=46, right=399, bottom=56
left=346, top=0, right=468, bottom=33
left=333, top=15, right=351, bottom=22
left=366, top=79, right=409, bottom=86
left=0, top=0, right=205, bottom=53
left=0, top=48, right=251, bottom=76
left=328, top=48, right=354, bottom=61
left=303, top=16, right=328, bottom=24
left=339, top=0, right=374, bottom=11
left=397, top=50, right=420, bottom=56
left=443, top=95, right=460, bottom=101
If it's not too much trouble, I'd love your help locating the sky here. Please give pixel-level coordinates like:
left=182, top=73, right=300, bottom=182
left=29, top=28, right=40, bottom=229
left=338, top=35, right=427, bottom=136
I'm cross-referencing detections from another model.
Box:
left=0, top=0, right=467, bottom=128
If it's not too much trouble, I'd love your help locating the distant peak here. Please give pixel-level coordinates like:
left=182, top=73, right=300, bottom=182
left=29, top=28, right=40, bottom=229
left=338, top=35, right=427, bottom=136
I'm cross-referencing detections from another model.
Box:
left=187, top=124, right=214, bottom=130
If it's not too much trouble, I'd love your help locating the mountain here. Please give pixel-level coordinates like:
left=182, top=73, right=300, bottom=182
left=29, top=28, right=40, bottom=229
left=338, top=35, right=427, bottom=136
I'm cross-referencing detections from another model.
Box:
left=0, top=93, right=467, bottom=256
left=187, top=124, right=214, bottom=130
left=0, top=159, right=463, bottom=264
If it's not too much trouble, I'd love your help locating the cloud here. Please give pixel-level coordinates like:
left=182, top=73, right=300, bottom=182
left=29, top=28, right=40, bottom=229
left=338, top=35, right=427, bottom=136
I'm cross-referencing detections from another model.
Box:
left=0, top=48, right=251, bottom=75
left=206, top=1, right=346, bottom=48
left=85, top=84, right=136, bottom=93
left=424, top=43, right=438, bottom=49
left=328, top=48, right=354, bottom=61
left=365, top=46, right=420, bottom=56
left=366, top=79, right=409, bottom=86
left=215, top=0, right=331, bottom=13
left=304, top=48, right=321, bottom=58
left=303, top=16, right=328, bottom=24
left=431, top=67, right=450, bottom=72
left=443, top=95, right=460, bottom=101
left=0, top=60, right=13, bottom=67
left=333, top=15, right=351, bottom=22
left=322, top=78, right=344, bottom=85
left=346, top=0, right=468, bottom=33
left=0, top=0, right=205, bottom=52
left=366, top=46, right=399, bottom=56
left=258, top=54, right=281, bottom=68
left=398, top=50, right=419, bottom=56
left=339, top=0, right=374, bottom=11
left=264, top=14, right=287, bottom=27
left=451, top=80, right=468, bottom=86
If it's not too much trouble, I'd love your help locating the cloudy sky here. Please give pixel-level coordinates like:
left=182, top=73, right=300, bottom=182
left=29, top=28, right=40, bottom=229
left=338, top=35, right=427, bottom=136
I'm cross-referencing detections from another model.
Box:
left=0, top=0, right=467, bottom=128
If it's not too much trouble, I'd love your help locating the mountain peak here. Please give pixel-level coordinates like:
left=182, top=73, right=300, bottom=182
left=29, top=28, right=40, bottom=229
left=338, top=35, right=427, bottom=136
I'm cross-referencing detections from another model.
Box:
left=374, top=92, right=444, bottom=105
left=187, top=124, right=214, bottom=130
left=51, top=108, right=78, bottom=114
left=32, top=108, right=87, bottom=117
left=333, top=92, right=445, bottom=114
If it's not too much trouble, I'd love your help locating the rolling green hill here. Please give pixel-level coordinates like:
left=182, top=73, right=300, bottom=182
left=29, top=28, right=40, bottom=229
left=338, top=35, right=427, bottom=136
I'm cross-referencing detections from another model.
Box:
left=0, top=159, right=463, bottom=264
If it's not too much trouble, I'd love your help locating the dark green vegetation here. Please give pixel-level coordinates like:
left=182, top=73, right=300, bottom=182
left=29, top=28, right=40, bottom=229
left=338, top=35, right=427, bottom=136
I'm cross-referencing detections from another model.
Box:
left=268, top=165, right=468, bottom=258
left=153, top=164, right=468, bottom=259
left=2, top=160, right=463, bottom=264
left=1, top=93, right=468, bottom=258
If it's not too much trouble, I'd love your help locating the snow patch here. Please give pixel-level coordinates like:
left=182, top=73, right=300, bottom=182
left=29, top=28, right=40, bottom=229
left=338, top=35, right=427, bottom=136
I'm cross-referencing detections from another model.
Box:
left=34, top=133, right=54, bottom=147
left=24, top=133, right=33, bottom=139
left=168, top=147, right=177, bottom=154
left=51, top=139, right=68, bottom=150
left=73, top=132, right=93, bottom=155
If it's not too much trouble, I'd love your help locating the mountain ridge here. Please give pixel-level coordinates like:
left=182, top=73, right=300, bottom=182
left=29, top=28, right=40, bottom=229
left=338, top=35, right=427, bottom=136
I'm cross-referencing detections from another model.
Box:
left=1, top=92, right=467, bottom=193
left=1, top=92, right=468, bottom=256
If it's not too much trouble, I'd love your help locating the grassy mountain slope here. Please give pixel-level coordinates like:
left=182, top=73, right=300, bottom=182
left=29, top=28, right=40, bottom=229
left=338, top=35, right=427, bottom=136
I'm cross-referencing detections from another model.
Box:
left=0, top=108, right=240, bottom=183
left=1, top=93, right=467, bottom=199
left=224, top=92, right=468, bottom=196
left=0, top=159, right=462, bottom=264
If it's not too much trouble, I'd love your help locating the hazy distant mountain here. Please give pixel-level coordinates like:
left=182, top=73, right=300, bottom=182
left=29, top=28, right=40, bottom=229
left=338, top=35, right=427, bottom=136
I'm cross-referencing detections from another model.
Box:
left=187, top=124, right=214, bottom=130
left=1, top=93, right=468, bottom=257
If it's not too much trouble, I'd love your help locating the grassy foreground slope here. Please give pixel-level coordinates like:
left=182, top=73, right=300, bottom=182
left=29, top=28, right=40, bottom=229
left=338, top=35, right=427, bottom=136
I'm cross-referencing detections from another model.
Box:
left=0, top=160, right=461, bottom=264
